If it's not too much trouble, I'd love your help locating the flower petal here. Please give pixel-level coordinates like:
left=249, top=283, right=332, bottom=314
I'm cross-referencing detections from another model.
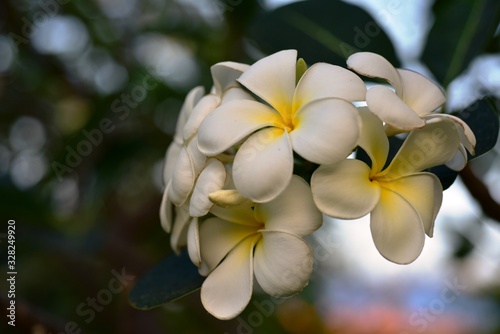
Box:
left=159, top=183, right=173, bottom=233
left=446, top=144, right=468, bottom=171
left=347, top=52, right=402, bottom=93
left=380, top=173, right=442, bottom=238
left=197, top=99, right=283, bottom=156
left=293, top=63, right=366, bottom=110
left=170, top=204, right=191, bottom=254
left=238, top=50, right=297, bottom=115
left=255, top=175, right=322, bottom=236
left=201, top=234, right=260, bottom=320
left=162, top=141, right=182, bottom=185
left=183, top=94, right=221, bottom=141
left=174, top=86, right=205, bottom=139
left=356, top=107, right=389, bottom=173
left=220, top=87, right=254, bottom=104
left=370, top=187, right=425, bottom=264
left=233, top=128, right=294, bottom=202
left=291, top=98, right=360, bottom=164
left=384, top=120, right=461, bottom=178
left=187, top=218, right=201, bottom=267
left=189, top=158, right=227, bottom=217
left=424, top=114, right=476, bottom=155
left=254, top=231, right=313, bottom=297
left=169, top=138, right=207, bottom=206
left=366, top=85, right=426, bottom=130
left=398, top=69, right=446, bottom=116
left=211, top=61, right=249, bottom=96
left=311, top=159, right=380, bottom=219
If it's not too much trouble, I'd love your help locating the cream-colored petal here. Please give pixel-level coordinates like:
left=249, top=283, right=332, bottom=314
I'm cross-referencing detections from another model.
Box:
left=384, top=120, right=461, bottom=179
left=201, top=234, right=260, bottom=320
left=370, top=187, right=425, bottom=264
left=398, top=69, right=446, bottom=116
left=175, top=86, right=205, bottom=138
left=233, top=128, right=294, bottom=203
left=356, top=107, right=389, bottom=173
left=189, top=158, right=226, bottom=217
left=366, top=86, right=426, bottom=130
left=197, top=99, right=283, bottom=156
left=211, top=61, right=249, bottom=96
left=380, top=172, right=442, bottom=238
left=238, top=50, right=297, bottom=115
left=199, top=217, right=258, bottom=273
left=255, top=175, right=322, bottom=237
left=183, top=94, right=221, bottom=141
left=162, top=141, right=182, bottom=185
left=210, top=205, right=260, bottom=227
left=311, top=159, right=380, bottom=219
left=424, top=114, right=476, bottom=155
left=208, top=189, right=252, bottom=208
left=220, top=87, right=254, bottom=104
left=169, top=138, right=207, bottom=206
left=291, top=98, right=360, bottom=165
left=254, top=231, right=313, bottom=297
left=445, top=144, right=468, bottom=171
left=170, top=204, right=191, bottom=254
left=187, top=218, right=201, bottom=267
left=346, top=52, right=403, bottom=93
left=159, top=183, right=173, bottom=233
left=293, top=63, right=366, bottom=110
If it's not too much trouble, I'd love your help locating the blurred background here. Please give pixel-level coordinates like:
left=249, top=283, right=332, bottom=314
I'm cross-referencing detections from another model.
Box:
left=0, top=0, right=499, bottom=333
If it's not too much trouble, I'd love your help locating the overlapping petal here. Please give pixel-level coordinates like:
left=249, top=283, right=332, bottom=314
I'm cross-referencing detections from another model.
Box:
left=346, top=52, right=402, bottom=92
left=159, top=184, right=173, bottom=233
left=197, top=99, right=283, bottom=156
left=189, top=158, right=227, bottom=217
left=255, top=176, right=322, bottom=236
left=200, top=235, right=259, bottom=320
left=291, top=98, right=360, bottom=165
left=424, top=113, right=476, bottom=155
left=182, top=94, right=221, bottom=141
left=293, top=63, right=366, bottom=110
left=187, top=218, right=201, bottom=267
left=254, top=231, right=313, bottom=297
left=174, top=86, right=205, bottom=139
left=366, top=86, right=425, bottom=130
left=370, top=188, right=425, bottom=264
left=211, top=61, right=249, bottom=96
left=233, top=128, right=294, bottom=202
left=210, top=205, right=259, bottom=227
left=170, top=204, right=191, bottom=254
left=237, top=49, right=297, bottom=115
left=356, top=107, right=389, bottom=173
left=311, top=159, right=380, bottom=219
left=398, top=69, right=446, bottom=116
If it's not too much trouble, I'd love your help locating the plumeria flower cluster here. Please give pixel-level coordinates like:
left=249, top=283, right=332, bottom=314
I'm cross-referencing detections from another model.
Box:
left=159, top=50, right=476, bottom=319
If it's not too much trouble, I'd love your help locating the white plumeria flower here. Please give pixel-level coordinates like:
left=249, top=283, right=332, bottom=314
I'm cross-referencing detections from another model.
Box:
left=188, top=175, right=322, bottom=320
left=198, top=49, right=367, bottom=203
left=160, top=62, right=250, bottom=253
left=311, top=108, right=461, bottom=264
left=347, top=52, right=476, bottom=170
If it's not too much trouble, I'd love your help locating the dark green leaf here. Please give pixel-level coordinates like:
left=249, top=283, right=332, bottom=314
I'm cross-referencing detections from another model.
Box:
left=422, top=0, right=500, bottom=87
left=129, top=249, right=205, bottom=310
left=248, top=0, right=400, bottom=66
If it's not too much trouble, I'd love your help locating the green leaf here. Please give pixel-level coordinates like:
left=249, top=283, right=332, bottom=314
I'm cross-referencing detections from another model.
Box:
left=248, top=0, right=400, bottom=67
left=422, top=0, right=500, bottom=87
left=129, top=249, right=205, bottom=310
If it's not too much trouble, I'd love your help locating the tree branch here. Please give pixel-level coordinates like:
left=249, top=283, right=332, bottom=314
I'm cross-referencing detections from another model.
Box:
left=460, top=165, right=500, bottom=222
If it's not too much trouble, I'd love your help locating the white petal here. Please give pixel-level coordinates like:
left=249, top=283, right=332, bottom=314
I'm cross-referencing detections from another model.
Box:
left=424, top=114, right=476, bottom=155
left=197, top=99, right=283, bottom=156
left=384, top=120, right=461, bottom=179
left=347, top=52, right=402, bottom=93
left=380, top=173, right=442, bottom=237
left=162, top=142, right=182, bottom=185
left=254, top=231, right=313, bottom=297
left=398, top=69, right=446, bottom=116
left=238, top=50, right=297, bottom=115
left=159, top=183, right=173, bottom=233
left=233, top=128, right=294, bottom=203
left=201, top=235, right=259, bottom=320
left=293, top=63, right=366, bottom=110
left=311, top=159, right=380, bottom=219
left=370, top=187, right=425, bottom=264
left=220, top=87, right=254, bottom=104
left=366, top=85, right=425, bottom=130
left=291, top=98, right=360, bottom=165
left=199, top=217, right=258, bottom=272
left=189, top=158, right=226, bottom=217
left=174, top=86, right=205, bottom=138
left=446, top=144, right=468, bottom=171
left=183, top=94, right=221, bottom=141
left=211, top=61, right=249, bottom=96
left=187, top=218, right=201, bottom=267
left=255, top=175, right=322, bottom=236
left=356, top=107, right=389, bottom=173
left=170, top=204, right=191, bottom=254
